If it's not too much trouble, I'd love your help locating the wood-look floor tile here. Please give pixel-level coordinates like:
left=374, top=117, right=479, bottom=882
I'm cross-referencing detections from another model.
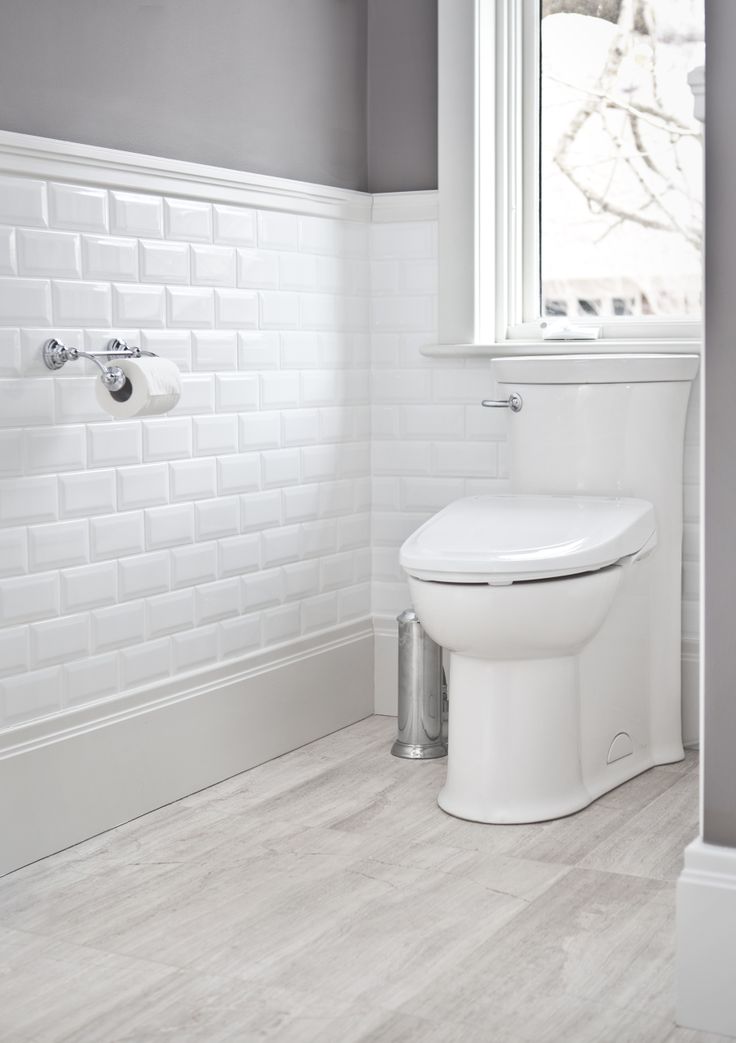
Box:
left=0, top=716, right=707, bottom=1043
left=580, top=771, right=700, bottom=880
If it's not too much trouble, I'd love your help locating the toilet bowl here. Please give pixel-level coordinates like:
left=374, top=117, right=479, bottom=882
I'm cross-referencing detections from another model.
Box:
left=399, top=353, right=699, bottom=824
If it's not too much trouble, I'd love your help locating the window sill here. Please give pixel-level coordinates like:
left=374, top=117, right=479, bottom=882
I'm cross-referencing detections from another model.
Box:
left=420, top=338, right=703, bottom=359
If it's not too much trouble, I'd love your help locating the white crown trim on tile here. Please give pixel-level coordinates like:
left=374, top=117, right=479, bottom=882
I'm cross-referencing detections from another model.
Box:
left=0, top=619, right=373, bottom=876
left=371, top=191, right=439, bottom=223
left=0, top=131, right=374, bottom=222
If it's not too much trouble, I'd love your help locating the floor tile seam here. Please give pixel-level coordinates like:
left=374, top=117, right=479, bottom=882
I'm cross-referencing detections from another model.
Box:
left=0, top=919, right=191, bottom=977
left=555, top=862, right=678, bottom=889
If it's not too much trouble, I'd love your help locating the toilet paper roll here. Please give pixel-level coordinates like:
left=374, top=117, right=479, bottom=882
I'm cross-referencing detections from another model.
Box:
left=95, top=356, right=181, bottom=419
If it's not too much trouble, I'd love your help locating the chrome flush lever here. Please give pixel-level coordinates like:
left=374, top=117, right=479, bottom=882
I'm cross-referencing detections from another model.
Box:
left=481, top=392, right=523, bottom=412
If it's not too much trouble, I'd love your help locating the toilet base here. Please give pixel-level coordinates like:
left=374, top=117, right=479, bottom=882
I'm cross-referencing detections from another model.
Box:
left=437, top=650, right=664, bottom=824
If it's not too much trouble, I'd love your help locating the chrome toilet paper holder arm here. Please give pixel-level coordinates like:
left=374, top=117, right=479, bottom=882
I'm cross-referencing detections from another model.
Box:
left=42, top=337, right=157, bottom=392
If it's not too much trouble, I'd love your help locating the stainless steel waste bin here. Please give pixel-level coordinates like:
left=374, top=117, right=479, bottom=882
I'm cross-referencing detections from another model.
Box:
left=391, top=609, right=447, bottom=759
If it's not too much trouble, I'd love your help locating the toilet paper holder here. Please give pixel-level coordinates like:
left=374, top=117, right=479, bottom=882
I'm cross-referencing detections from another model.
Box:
left=42, top=337, right=157, bottom=392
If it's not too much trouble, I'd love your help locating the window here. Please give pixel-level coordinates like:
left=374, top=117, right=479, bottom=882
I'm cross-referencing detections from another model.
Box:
left=539, top=0, right=704, bottom=323
left=436, top=0, right=705, bottom=349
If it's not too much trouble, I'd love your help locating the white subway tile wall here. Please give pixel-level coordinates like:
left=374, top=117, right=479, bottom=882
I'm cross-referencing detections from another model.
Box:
left=0, top=176, right=371, bottom=727
left=0, top=180, right=700, bottom=731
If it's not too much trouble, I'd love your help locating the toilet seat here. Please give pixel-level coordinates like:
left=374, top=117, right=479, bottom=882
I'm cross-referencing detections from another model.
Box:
left=399, top=494, right=656, bottom=584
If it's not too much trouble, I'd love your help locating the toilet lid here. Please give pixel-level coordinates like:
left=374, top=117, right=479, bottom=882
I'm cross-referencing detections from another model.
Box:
left=399, top=494, right=656, bottom=584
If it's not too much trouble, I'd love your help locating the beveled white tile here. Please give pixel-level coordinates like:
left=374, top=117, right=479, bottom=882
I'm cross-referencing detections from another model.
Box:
left=17, top=228, right=80, bottom=278
left=0, top=667, right=61, bottom=723
left=113, top=284, right=165, bottom=327
left=258, top=210, right=298, bottom=250
left=87, top=422, right=142, bottom=468
left=213, top=205, right=257, bottom=246
left=49, top=182, right=108, bottom=232
left=302, top=591, right=339, bottom=632
left=165, top=199, right=212, bottom=242
left=0, top=329, right=21, bottom=377
left=261, top=448, right=300, bottom=488
left=139, top=240, right=189, bottom=284
left=215, top=374, right=259, bottom=412
left=195, top=578, right=241, bottom=625
left=283, top=559, right=320, bottom=598
left=0, top=176, right=47, bottom=226
left=218, top=533, right=260, bottom=578
left=239, top=412, right=281, bottom=452
left=192, top=415, right=238, bottom=456
left=82, top=235, right=138, bottom=281
left=262, top=602, right=301, bottom=644
left=0, top=626, right=29, bottom=677
left=192, top=244, right=235, bottom=286
left=30, top=613, right=89, bottom=668
left=237, top=248, right=279, bottom=289
left=215, top=288, right=258, bottom=328
left=24, top=425, right=85, bottom=474
left=192, top=331, right=238, bottom=371
left=28, top=519, right=88, bottom=572
left=110, top=191, right=163, bottom=238
left=60, top=561, right=117, bottom=613
left=59, top=470, right=116, bottom=518
left=0, top=475, right=57, bottom=526
left=171, top=622, right=218, bottom=670
left=261, top=524, right=301, bottom=566
left=219, top=614, right=261, bottom=658
left=0, top=572, right=58, bottom=625
left=261, top=371, right=300, bottom=410
left=89, top=512, right=145, bottom=561
left=260, top=290, right=300, bottom=330
left=238, top=331, right=280, bottom=370
left=64, top=651, right=119, bottom=705
left=194, top=497, right=240, bottom=540
left=119, top=638, right=171, bottom=689
left=0, top=379, right=54, bottom=428
left=116, top=463, right=169, bottom=511
left=170, top=542, right=218, bottom=589
left=240, top=489, right=282, bottom=531
left=167, top=286, right=214, bottom=327
left=0, top=278, right=52, bottom=325
left=92, top=601, right=145, bottom=653
left=217, top=452, right=260, bottom=495
left=145, top=503, right=195, bottom=549
left=52, top=280, right=111, bottom=326
left=283, top=484, right=320, bottom=522
left=0, top=527, right=27, bottom=576
left=170, top=458, right=217, bottom=501
left=241, top=567, right=283, bottom=611
left=55, top=377, right=104, bottom=424
left=118, top=551, right=170, bottom=601
left=142, top=416, right=192, bottom=461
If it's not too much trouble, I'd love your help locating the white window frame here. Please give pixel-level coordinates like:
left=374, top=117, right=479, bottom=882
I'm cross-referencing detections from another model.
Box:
left=433, top=0, right=702, bottom=355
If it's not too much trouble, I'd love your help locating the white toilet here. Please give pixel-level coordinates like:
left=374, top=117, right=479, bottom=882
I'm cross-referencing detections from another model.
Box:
left=399, top=353, right=699, bottom=824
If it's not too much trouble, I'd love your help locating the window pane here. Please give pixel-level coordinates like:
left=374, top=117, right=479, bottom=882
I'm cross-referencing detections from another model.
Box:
left=540, top=0, right=704, bottom=320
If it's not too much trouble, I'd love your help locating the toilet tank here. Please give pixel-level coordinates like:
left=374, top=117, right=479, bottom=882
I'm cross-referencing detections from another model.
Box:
left=491, top=353, right=699, bottom=506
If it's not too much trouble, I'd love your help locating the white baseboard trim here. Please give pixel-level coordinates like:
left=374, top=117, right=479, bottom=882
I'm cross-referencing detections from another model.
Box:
left=0, top=621, right=374, bottom=878
left=677, top=838, right=736, bottom=1038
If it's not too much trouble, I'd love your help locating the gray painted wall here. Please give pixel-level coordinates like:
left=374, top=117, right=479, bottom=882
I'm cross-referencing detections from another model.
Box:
left=0, top=0, right=439, bottom=192
left=703, top=1, right=736, bottom=847
left=0, top=0, right=368, bottom=190
left=366, top=0, right=438, bottom=192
